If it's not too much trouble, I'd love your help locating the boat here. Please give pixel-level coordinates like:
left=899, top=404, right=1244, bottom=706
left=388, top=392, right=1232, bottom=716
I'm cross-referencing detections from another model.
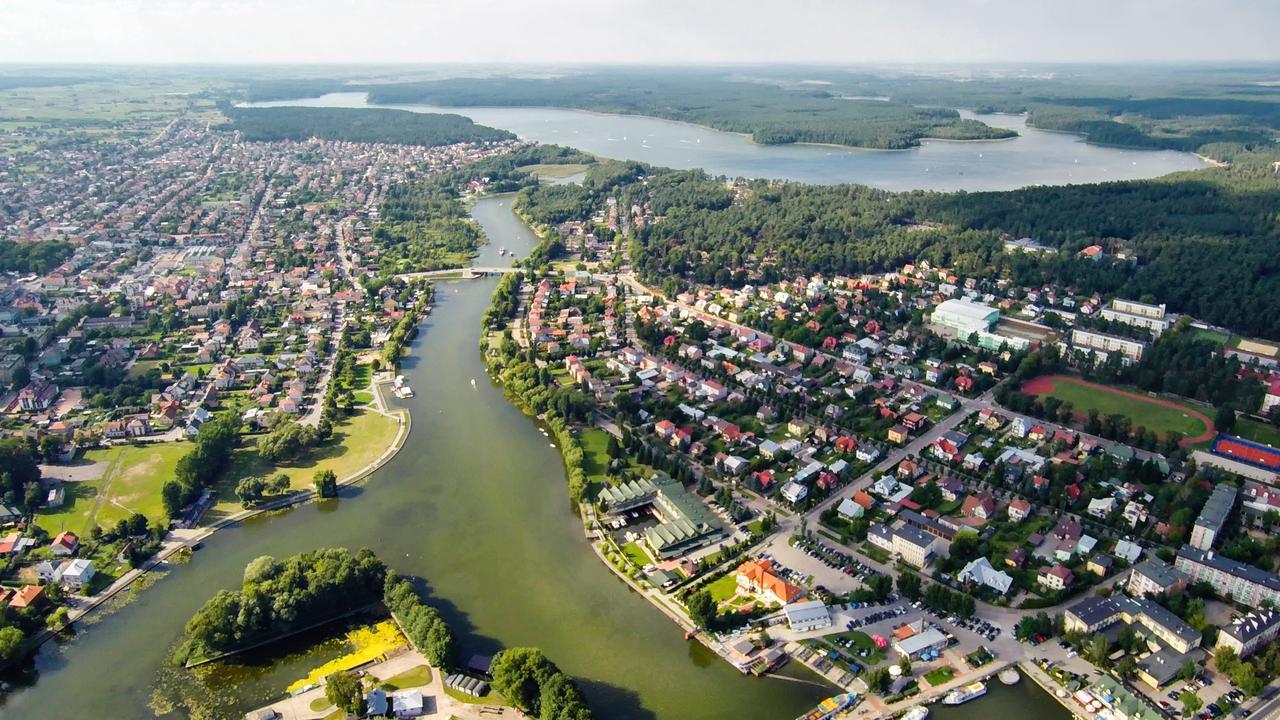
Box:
left=498, top=247, right=506, bottom=256
left=942, top=681, right=987, bottom=705
left=393, top=375, right=405, bottom=388
left=470, top=378, right=477, bottom=389
left=394, top=385, right=414, bottom=398
left=903, top=707, right=929, bottom=720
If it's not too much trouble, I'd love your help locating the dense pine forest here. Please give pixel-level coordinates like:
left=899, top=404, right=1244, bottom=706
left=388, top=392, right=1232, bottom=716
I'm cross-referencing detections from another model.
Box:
left=518, top=150, right=1280, bottom=339
left=222, top=105, right=514, bottom=147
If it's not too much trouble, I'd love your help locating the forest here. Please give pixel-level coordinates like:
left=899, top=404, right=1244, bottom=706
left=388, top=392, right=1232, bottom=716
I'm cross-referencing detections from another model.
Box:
left=176, top=548, right=387, bottom=664
left=359, top=75, right=1016, bottom=149
left=0, top=239, right=75, bottom=274
left=221, top=105, right=514, bottom=147
left=516, top=151, right=1280, bottom=339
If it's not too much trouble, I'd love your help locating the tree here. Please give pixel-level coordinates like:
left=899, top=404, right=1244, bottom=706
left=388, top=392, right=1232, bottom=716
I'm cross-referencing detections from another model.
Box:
left=897, top=571, right=922, bottom=600
left=1179, top=691, right=1202, bottom=717
left=325, top=671, right=365, bottom=717
left=1086, top=634, right=1110, bottom=665
left=898, top=655, right=912, bottom=676
left=0, top=626, right=24, bottom=663
left=490, top=647, right=557, bottom=715
left=162, top=480, right=185, bottom=517
left=1215, top=405, right=1237, bottom=434
left=686, top=590, right=717, bottom=629
left=314, top=468, right=338, bottom=498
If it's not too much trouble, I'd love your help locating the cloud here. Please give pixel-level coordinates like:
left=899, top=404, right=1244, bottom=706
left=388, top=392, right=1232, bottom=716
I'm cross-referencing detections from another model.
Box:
left=1, top=0, right=1276, bottom=64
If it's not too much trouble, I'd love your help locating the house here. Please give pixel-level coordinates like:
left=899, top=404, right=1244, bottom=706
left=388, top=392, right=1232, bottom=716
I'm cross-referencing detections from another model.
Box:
left=1038, top=564, right=1075, bottom=591
left=1007, top=498, right=1032, bottom=523
left=836, top=497, right=865, bottom=520
left=958, top=557, right=1013, bottom=595
left=390, top=689, right=427, bottom=718
left=1087, top=555, right=1114, bottom=577
left=961, top=492, right=997, bottom=520
left=1127, top=558, right=1189, bottom=598
left=51, top=530, right=79, bottom=556
left=8, top=585, right=45, bottom=609
left=780, top=481, right=809, bottom=505
left=54, top=558, right=95, bottom=591
left=887, top=424, right=910, bottom=444
left=737, top=559, right=803, bottom=605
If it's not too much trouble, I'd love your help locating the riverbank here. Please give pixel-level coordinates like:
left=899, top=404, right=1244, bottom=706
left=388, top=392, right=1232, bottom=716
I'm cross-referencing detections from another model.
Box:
left=26, top=381, right=412, bottom=658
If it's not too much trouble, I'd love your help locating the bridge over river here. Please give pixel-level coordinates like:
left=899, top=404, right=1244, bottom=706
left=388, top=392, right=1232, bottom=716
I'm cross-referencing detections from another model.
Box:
left=396, top=265, right=521, bottom=281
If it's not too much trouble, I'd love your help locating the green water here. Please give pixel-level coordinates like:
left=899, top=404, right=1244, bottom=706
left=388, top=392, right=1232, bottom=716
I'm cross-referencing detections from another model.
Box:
left=0, top=197, right=832, bottom=720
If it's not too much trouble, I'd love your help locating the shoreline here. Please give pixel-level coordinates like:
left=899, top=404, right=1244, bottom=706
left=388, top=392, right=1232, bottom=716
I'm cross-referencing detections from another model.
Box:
left=26, top=353, right=415, bottom=655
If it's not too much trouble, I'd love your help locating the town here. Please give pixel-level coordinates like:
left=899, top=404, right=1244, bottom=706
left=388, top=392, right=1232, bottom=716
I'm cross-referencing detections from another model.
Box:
left=478, top=174, right=1280, bottom=720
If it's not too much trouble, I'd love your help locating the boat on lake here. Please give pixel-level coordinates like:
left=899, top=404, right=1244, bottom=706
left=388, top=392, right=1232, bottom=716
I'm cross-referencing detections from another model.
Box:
left=903, top=707, right=929, bottom=720
left=942, top=681, right=987, bottom=705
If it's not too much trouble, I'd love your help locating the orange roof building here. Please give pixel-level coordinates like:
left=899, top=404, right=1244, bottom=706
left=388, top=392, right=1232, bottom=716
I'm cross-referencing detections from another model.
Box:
left=9, top=585, right=44, bottom=609
left=736, top=559, right=803, bottom=605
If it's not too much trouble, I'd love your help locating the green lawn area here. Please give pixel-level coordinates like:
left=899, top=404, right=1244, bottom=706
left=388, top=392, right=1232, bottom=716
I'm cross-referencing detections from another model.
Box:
left=579, top=428, right=615, bottom=487
left=518, top=163, right=591, bottom=179
left=36, top=443, right=191, bottom=534
left=827, top=631, right=885, bottom=666
left=126, top=359, right=165, bottom=379
left=208, top=409, right=401, bottom=520
left=381, top=664, right=433, bottom=690
left=1235, top=418, right=1280, bottom=448
left=310, top=697, right=334, bottom=712
left=923, top=665, right=956, bottom=686
left=1031, top=377, right=1210, bottom=438
left=620, top=540, right=653, bottom=568
left=353, top=391, right=375, bottom=405
left=351, top=363, right=373, bottom=389
left=704, top=573, right=743, bottom=604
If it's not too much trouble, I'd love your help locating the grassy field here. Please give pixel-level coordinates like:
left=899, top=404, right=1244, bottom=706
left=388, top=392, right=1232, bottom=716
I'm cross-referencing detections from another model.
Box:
left=579, top=428, right=614, bottom=487
left=1026, top=376, right=1211, bottom=439
left=517, top=163, right=592, bottom=179
left=1235, top=418, right=1280, bottom=448
left=35, top=443, right=191, bottom=534
left=208, top=409, right=401, bottom=520
left=923, top=665, right=956, bottom=686
left=705, top=573, right=742, bottom=605
left=620, top=540, right=653, bottom=568
left=382, top=665, right=433, bottom=690
left=826, top=630, right=885, bottom=666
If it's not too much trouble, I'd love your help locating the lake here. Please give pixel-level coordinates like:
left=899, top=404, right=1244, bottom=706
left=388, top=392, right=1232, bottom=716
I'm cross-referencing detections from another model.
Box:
left=249, top=92, right=1207, bottom=191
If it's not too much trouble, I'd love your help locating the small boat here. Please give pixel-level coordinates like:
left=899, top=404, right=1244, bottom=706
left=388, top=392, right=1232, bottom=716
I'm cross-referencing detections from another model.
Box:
left=942, top=681, right=987, bottom=706
left=470, top=378, right=477, bottom=389
left=498, top=247, right=506, bottom=256
left=903, top=707, right=929, bottom=720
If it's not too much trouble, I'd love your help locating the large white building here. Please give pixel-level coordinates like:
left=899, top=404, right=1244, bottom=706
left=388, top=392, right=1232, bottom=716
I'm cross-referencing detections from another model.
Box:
left=931, top=299, right=999, bottom=336
left=1176, top=546, right=1280, bottom=608
left=1100, top=299, right=1172, bottom=336
left=1069, top=328, right=1148, bottom=364
left=1189, top=483, right=1237, bottom=551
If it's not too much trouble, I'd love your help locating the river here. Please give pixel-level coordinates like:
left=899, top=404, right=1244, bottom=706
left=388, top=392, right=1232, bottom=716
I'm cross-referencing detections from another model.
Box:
left=249, top=92, right=1206, bottom=191
left=1, top=197, right=835, bottom=720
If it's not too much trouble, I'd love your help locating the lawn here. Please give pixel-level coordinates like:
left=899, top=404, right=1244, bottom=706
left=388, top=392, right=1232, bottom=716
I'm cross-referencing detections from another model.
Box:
left=353, top=391, right=375, bottom=405
left=620, top=540, right=653, bottom=568
left=518, top=163, right=592, bottom=179
left=1024, top=375, right=1211, bottom=440
left=208, top=409, right=401, bottom=520
left=827, top=631, right=885, bottom=666
left=382, top=665, right=433, bottom=690
left=36, top=443, right=191, bottom=534
left=704, top=573, right=743, bottom=605
left=579, top=428, right=615, bottom=487
left=923, top=665, right=956, bottom=686
left=351, top=363, right=373, bottom=389
left=1235, top=418, right=1280, bottom=449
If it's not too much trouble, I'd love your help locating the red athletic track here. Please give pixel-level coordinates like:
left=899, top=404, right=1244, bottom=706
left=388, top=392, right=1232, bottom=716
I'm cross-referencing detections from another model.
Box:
left=1021, top=374, right=1215, bottom=446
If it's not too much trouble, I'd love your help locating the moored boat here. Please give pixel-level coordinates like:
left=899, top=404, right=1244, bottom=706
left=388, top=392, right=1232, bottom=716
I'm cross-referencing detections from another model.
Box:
left=903, top=706, right=929, bottom=720
left=942, top=681, right=987, bottom=705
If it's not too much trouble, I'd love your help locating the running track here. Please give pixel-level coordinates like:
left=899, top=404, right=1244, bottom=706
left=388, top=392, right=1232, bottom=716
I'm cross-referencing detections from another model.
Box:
left=1022, top=374, right=1216, bottom=445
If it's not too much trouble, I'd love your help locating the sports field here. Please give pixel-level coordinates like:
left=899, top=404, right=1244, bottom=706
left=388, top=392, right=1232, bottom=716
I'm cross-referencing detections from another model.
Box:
left=1022, top=375, right=1213, bottom=444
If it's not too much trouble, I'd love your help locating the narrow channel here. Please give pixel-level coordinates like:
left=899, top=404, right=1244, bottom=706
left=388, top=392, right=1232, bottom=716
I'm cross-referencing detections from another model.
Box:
left=1, top=196, right=831, bottom=720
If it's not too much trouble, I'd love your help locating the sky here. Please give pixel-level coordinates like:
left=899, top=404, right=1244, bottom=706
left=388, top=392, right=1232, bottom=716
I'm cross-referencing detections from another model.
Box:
left=2, top=0, right=1278, bottom=65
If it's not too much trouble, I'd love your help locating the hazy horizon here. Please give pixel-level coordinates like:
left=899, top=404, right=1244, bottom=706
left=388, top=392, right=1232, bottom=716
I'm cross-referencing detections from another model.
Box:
left=3, top=0, right=1278, bottom=66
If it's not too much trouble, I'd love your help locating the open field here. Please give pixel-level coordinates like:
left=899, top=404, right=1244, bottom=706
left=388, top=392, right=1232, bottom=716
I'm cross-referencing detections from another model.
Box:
left=208, top=409, right=400, bottom=520
left=517, top=163, right=591, bottom=178
left=1022, top=375, right=1213, bottom=443
left=1235, top=418, right=1280, bottom=449
left=35, top=443, right=191, bottom=534
left=579, top=427, right=614, bottom=487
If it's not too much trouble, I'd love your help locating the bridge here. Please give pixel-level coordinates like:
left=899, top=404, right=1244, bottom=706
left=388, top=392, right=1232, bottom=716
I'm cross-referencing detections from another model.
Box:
left=395, top=266, right=522, bottom=281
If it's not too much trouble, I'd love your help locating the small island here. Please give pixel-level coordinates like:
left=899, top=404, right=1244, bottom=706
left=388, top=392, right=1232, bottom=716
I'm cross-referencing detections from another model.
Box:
left=164, top=548, right=596, bottom=720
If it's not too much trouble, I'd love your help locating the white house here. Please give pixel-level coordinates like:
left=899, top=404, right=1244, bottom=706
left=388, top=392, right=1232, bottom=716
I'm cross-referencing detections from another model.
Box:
left=784, top=599, right=832, bottom=632
left=958, top=557, right=1013, bottom=595
left=836, top=497, right=865, bottom=520
left=54, top=558, right=95, bottom=591
left=781, top=481, right=809, bottom=505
